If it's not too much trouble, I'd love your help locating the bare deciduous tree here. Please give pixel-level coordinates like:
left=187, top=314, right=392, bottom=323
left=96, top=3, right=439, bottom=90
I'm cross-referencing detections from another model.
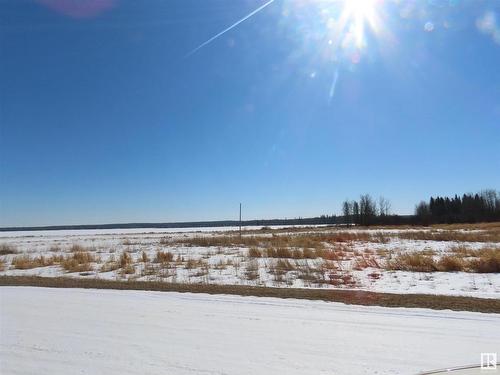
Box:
left=342, top=200, right=352, bottom=226
left=359, top=194, right=376, bottom=226
left=378, top=196, right=391, bottom=217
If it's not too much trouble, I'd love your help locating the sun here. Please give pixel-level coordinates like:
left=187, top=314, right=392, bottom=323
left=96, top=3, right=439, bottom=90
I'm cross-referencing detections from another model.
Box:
left=342, top=0, right=380, bottom=48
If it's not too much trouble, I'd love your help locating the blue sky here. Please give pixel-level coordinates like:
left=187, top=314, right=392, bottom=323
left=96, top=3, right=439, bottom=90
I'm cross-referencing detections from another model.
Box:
left=1, top=0, right=499, bottom=226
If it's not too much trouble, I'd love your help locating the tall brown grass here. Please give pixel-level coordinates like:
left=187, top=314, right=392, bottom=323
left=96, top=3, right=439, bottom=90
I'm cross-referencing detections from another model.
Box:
left=437, top=255, right=464, bottom=272
left=353, top=254, right=380, bottom=270
left=61, top=252, right=98, bottom=272
left=468, top=249, right=500, bottom=273
left=171, top=231, right=389, bottom=250
left=386, top=248, right=500, bottom=273
left=248, top=247, right=262, bottom=258
left=154, top=250, right=174, bottom=263
left=395, top=229, right=500, bottom=243
left=386, top=253, right=438, bottom=272
left=12, top=254, right=64, bottom=270
left=119, top=252, right=132, bottom=268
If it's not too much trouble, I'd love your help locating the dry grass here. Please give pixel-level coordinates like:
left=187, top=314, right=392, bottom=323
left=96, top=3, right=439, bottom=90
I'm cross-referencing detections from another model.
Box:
left=119, top=252, right=133, bottom=268
left=353, top=254, right=381, bottom=270
left=395, top=229, right=500, bottom=243
left=154, top=250, right=174, bottom=263
left=468, top=249, right=500, bottom=273
left=159, top=237, right=172, bottom=245
left=100, top=255, right=121, bottom=273
left=437, top=255, right=465, bottom=272
left=69, top=244, right=96, bottom=253
left=172, top=223, right=500, bottom=250
left=245, top=260, right=259, bottom=280
left=296, top=263, right=324, bottom=284
left=0, top=243, right=17, bottom=255
left=141, top=251, right=149, bottom=263
left=274, top=259, right=296, bottom=272
left=248, top=247, right=262, bottom=258
left=386, top=248, right=500, bottom=273
left=327, top=271, right=357, bottom=287
left=12, top=254, right=64, bottom=270
left=0, top=258, right=5, bottom=271
left=2, top=275, right=499, bottom=313
left=185, top=258, right=204, bottom=270
left=120, top=264, right=136, bottom=275
left=432, top=222, right=500, bottom=231
left=386, top=253, right=438, bottom=272
left=249, top=246, right=346, bottom=261
left=61, top=252, right=98, bottom=273
left=171, top=231, right=390, bottom=251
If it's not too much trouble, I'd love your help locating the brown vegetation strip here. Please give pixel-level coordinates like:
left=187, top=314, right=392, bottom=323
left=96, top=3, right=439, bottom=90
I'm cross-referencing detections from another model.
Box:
left=1, top=276, right=499, bottom=313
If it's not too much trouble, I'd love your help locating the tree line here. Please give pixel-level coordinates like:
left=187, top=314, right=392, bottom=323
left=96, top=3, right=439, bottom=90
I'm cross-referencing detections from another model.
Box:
left=415, top=190, right=500, bottom=225
left=342, top=189, right=500, bottom=226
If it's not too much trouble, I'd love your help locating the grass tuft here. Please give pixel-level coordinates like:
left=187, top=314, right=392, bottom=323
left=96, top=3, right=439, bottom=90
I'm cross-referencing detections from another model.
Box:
left=12, top=254, right=64, bottom=269
left=386, top=253, right=437, bottom=272
left=154, top=250, right=174, bottom=263
left=61, top=252, right=97, bottom=273
left=0, top=243, right=17, bottom=255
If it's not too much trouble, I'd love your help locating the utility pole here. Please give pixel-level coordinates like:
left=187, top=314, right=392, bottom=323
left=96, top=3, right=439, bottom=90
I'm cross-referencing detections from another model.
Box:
left=239, top=203, right=242, bottom=239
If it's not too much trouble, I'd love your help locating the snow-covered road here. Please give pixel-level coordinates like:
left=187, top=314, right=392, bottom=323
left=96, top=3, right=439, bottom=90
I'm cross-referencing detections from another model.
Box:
left=1, top=287, right=499, bottom=375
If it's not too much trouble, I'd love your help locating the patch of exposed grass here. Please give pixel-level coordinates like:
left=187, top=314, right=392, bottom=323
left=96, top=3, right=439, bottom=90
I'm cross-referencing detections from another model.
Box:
left=248, top=247, right=262, bottom=258
left=386, top=248, right=500, bottom=273
left=0, top=243, right=17, bottom=255
left=12, top=254, right=64, bottom=270
left=327, top=271, right=357, bottom=287
left=386, top=253, right=438, bottom=272
left=122, top=238, right=133, bottom=246
left=61, top=252, right=98, bottom=273
left=353, top=254, right=380, bottom=270
left=2, top=275, right=499, bottom=313
left=171, top=231, right=390, bottom=251
left=185, top=258, right=204, bottom=270
left=119, top=252, right=133, bottom=268
left=264, top=247, right=293, bottom=258
left=437, top=255, right=464, bottom=272
left=395, top=229, right=500, bottom=243
left=468, top=249, right=500, bottom=273
left=154, top=250, right=174, bottom=263
left=69, top=244, right=95, bottom=253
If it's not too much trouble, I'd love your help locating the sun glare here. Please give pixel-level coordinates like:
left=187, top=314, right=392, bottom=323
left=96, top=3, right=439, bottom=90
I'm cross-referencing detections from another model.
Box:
left=342, top=0, right=380, bottom=48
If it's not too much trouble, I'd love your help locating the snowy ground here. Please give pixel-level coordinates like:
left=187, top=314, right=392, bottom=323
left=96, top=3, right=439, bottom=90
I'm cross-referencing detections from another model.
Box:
left=1, top=287, right=499, bottom=375
left=1, top=226, right=499, bottom=298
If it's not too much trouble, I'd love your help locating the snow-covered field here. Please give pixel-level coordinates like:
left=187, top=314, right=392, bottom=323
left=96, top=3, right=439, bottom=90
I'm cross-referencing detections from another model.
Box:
left=1, top=287, right=499, bottom=375
left=1, top=226, right=499, bottom=298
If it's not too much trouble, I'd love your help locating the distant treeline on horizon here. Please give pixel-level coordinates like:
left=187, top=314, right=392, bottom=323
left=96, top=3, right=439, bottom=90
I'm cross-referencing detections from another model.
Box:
left=2, top=189, right=499, bottom=232
left=342, top=189, right=500, bottom=226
